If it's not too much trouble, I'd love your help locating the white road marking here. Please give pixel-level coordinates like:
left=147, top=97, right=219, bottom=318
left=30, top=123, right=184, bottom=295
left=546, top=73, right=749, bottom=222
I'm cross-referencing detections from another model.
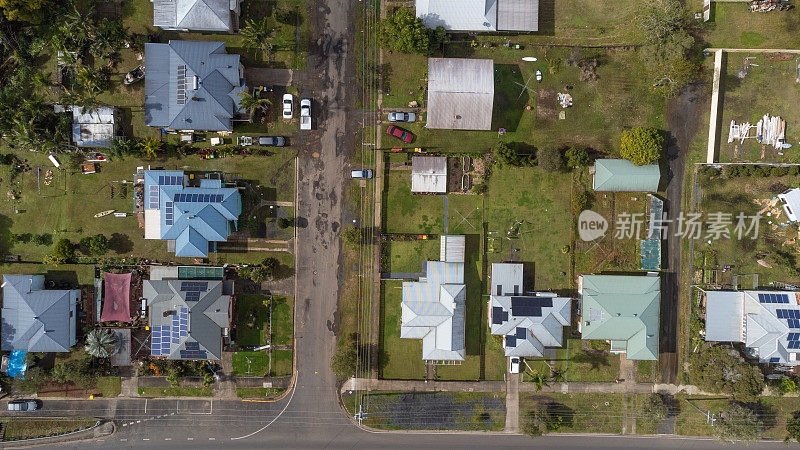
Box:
left=187, top=438, right=194, bottom=441
left=143, top=438, right=150, bottom=441
left=145, top=398, right=148, bottom=414
left=165, top=438, right=172, bottom=441
left=209, top=437, right=216, bottom=440
left=231, top=372, right=298, bottom=440
left=122, top=423, right=127, bottom=427
left=136, top=420, right=141, bottom=423
left=120, top=439, right=127, bottom=442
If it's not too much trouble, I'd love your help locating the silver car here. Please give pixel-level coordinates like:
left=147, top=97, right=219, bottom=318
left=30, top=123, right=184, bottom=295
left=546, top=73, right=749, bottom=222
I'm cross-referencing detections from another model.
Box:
left=7, top=400, right=38, bottom=411
left=388, top=112, right=415, bottom=123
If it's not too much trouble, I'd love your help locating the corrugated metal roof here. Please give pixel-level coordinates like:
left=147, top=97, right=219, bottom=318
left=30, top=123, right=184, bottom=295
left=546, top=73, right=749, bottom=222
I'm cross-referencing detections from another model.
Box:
left=427, top=58, right=493, bottom=130
left=411, top=156, right=447, bottom=193
left=145, top=41, right=244, bottom=131
left=1, top=275, right=78, bottom=352
left=580, top=274, right=660, bottom=360
left=592, top=159, right=661, bottom=192
left=70, top=106, right=118, bottom=147
left=153, top=0, right=232, bottom=31
left=416, top=0, right=538, bottom=31
left=440, top=235, right=465, bottom=263
left=491, top=263, right=522, bottom=296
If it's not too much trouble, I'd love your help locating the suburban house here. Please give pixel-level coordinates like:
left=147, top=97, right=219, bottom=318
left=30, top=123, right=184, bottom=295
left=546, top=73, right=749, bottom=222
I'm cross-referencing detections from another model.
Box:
left=411, top=156, right=448, bottom=193
left=144, top=41, right=246, bottom=132
left=142, top=170, right=241, bottom=258
left=427, top=58, right=494, bottom=131
left=1, top=275, right=79, bottom=352
left=592, top=159, right=661, bottom=192
left=416, top=0, right=539, bottom=32
left=488, top=263, right=571, bottom=357
left=704, top=290, right=800, bottom=365
left=145, top=277, right=234, bottom=360
left=56, top=105, right=120, bottom=147
left=151, top=0, right=240, bottom=32
left=778, top=188, right=800, bottom=222
left=400, top=235, right=466, bottom=362
left=579, top=274, right=660, bottom=360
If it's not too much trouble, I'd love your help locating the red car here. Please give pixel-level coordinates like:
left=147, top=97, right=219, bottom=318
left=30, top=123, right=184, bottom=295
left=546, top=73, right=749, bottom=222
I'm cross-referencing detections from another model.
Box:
left=386, top=125, right=414, bottom=143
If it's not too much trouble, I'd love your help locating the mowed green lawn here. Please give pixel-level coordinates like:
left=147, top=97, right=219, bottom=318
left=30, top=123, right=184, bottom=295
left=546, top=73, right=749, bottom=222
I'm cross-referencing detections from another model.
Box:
left=703, top=2, right=800, bottom=49
left=565, top=339, right=621, bottom=382
left=271, top=295, right=294, bottom=345
left=384, top=240, right=439, bottom=273
left=232, top=350, right=270, bottom=376
left=520, top=393, right=625, bottom=434
left=383, top=171, right=445, bottom=234
left=379, top=280, right=426, bottom=379
left=236, top=295, right=270, bottom=346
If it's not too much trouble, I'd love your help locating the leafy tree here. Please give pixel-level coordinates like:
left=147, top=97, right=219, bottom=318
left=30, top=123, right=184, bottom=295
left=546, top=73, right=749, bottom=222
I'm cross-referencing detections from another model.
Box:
left=688, top=346, right=765, bottom=403
left=713, top=402, right=762, bottom=443
left=14, top=232, right=31, bottom=243
left=787, top=411, right=800, bottom=443
left=496, top=142, right=533, bottom=167
left=379, top=7, right=433, bottom=54
left=262, top=257, right=279, bottom=279
left=250, top=266, right=269, bottom=284
left=572, top=190, right=592, bottom=212
left=0, top=0, right=53, bottom=23
left=330, top=333, right=359, bottom=379
left=522, top=404, right=564, bottom=437
left=537, top=147, right=563, bottom=172
left=620, top=127, right=664, bottom=165
left=88, top=234, right=109, bottom=256
left=565, top=146, right=590, bottom=168
left=637, top=0, right=697, bottom=97
left=238, top=91, right=271, bottom=116
left=85, top=328, right=117, bottom=358
left=15, top=366, right=46, bottom=393
left=138, top=138, right=162, bottom=159
left=278, top=217, right=294, bottom=229
left=51, top=357, right=94, bottom=388
left=638, top=394, right=668, bottom=422
left=241, top=18, right=275, bottom=57
left=107, top=138, right=138, bottom=158
left=52, top=238, right=74, bottom=262
left=779, top=377, right=798, bottom=395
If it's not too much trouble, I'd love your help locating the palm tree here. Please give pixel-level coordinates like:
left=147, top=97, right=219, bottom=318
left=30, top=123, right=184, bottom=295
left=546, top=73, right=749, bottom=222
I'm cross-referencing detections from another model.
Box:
left=85, top=328, right=118, bottom=358
left=237, top=91, right=271, bottom=116
left=241, top=18, right=275, bottom=58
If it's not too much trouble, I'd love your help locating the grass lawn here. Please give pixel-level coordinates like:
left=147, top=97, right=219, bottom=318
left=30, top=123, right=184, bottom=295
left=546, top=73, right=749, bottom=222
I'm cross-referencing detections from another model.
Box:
left=381, top=51, right=428, bottom=109
left=718, top=54, right=800, bottom=163
left=485, top=166, right=572, bottom=291
left=520, top=393, right=625, bottom=434
left=703, top=2, right=800, bottom=49
left=232, top=350, right=270, bottom=376
left=137, top=387, right=212, bottom=397
left=271, top=349, right=293, bottom=377
left=382, top=171, right=445, bottom=234
left=565, top=339, right=620, bottom=382
left=96, top=377, right=121, bottom=398
left=1, top=418, right=98, bottom=441
left=383, top=239, right=439, bottom=274
left=236, top=295, right=270, bottom=346
left=636, top=360, right=656, bottom=383
left=236, top=387, right=285, bottom=398
left=271, top=295, right=294, bottom=345
left=379, top=280, right=426, bottom=379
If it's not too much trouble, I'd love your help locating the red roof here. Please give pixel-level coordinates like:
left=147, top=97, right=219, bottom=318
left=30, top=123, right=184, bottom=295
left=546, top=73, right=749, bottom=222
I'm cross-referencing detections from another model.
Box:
left=100, top=272, right=132, bottom=322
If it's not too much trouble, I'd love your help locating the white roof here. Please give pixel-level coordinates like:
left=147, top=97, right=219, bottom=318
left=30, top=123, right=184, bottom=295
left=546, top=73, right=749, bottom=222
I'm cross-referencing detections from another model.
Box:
left=411, top=156, right=447, bottom=193
left=144, top=209, right=162, bottom=239
left=779, top=189, right=800, bottom=222
left=416, top=0, right=538, bottom=31
left=440, top=235, right=465, bottom=263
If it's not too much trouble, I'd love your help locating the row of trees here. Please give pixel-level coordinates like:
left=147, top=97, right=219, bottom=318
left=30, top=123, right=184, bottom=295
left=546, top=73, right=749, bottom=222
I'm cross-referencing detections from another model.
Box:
left=45, top=234, right=110, bottom=264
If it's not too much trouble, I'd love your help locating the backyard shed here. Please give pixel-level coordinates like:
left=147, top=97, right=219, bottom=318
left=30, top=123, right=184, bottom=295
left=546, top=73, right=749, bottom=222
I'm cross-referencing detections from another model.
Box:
left=416, top=0, right=539, bottom=32
left=69, top=106, right=119, bottom=147
left=427, top=58, right=494, bottom=130
left=778, top=188, right=800, bottom=222
left=411, top=156, right=447, bottom=193
left=592, top=159, right=660, bottom=192
left=100, top=272, right=132, bottom=322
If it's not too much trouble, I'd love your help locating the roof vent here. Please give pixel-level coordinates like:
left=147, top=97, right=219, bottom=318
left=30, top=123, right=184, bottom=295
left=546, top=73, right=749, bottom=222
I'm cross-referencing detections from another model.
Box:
left=190, top=75, right=198, bottom=90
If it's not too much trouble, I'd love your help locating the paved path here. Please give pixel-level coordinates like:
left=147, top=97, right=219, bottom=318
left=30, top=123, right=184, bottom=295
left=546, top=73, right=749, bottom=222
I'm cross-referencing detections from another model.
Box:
left=504, top=359, right=519, bottom=433
left=214, top=351, right=236, bottom=399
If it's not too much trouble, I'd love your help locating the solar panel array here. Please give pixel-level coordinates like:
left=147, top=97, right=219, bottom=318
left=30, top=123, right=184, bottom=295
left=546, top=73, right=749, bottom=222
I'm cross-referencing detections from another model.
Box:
left=770, top=357, right=781, bottom=362
left=758, top=293, right=790, bottom=304
left=151, top=324, right=171, bottom=356
left=181, top=282, right=209, bottom=292
left=165, top=201, right=174, bottom=226
left=788, top=332, right=800, bottom=340
left=149, top=185, right=160, bottom=209
left=789, top=341, right=800, bottom=349
left=158, top=175, right=183, bottom=186
left=172, top=193, right=224, bottom=203
left=180, top=342, right=207, bottom=359
left=777, top=309, right=800, bottom=320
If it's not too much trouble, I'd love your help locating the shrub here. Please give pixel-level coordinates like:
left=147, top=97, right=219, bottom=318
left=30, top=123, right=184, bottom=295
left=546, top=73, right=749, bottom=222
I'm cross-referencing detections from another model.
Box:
left=496, top=141, right=534, bottom=167
left=688, top=346, right=764, bottom=402
left=379, top=7, right=434, bottom=54
left=472, top=182, right=488, bottom=194
left=723, top=165, right=741, bottom=178
left=51, top=358, right=94, bottom=389
left=713, top=402, right=762, bottom=443
left=572, top=190, right=592, bottom=212
left=52, top=238, right=74, bottom=262
left=537, top=147, right=563, bottom=172
left=330, top=333, right=359, bottom=379
left=638, top=394, right=668, bottom=422
left=771, top=166, right=789, bottom=177
left=791, top=165, right=800, bottom=176
left=564, top=146, right=590, bottom=168
left=250, top=266, right=269, bottom=283
left=33, top=233, right=52, bottom=246
left=15, top=366, right=46, bottom=393
left=522, top=404, right=564, bottom=437
left=620, top=127, right=664, bottom=165
left=14, top=232, right=31, bottom=243
left=278, top=217, right=294, bottom=229
left=88, top=234, right=109, bottom=256
left=787, top=411, right=800, bottom=443
left=341, top=226, right=361, bottom=245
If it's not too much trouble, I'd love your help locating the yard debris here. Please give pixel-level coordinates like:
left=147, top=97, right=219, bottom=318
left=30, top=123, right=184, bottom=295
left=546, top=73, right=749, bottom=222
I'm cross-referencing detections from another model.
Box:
left=578, top=58, right=598, bottom=81
left=558, top=92, right=573, bottom=108
left=748, top=0, right=793, bottom=12
left=727, top=114, right=787, bottom=149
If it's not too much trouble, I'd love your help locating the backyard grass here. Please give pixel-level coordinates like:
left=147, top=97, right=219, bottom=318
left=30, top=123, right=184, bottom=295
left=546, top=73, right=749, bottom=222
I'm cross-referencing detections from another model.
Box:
left=236, top=295, right=270, bottom=346
left=520, top=393, right=625, bottom=434
left=636, top=360, right=656, bottom=383
left=232, top=350, right=270, bottom=376
left=703, top=2, right=800, bottom=49
left=565, top=339, right=620, bottom=382
left=1, top=418, right=98, bottom=441
left=379, top=280, right=426, bottom=379
left=137, top=387, right=212, bottom=397
left=271, top=295, right=294, bottom=345
left=382, top=171, right=444, bottom=234
left=236, top=387, right=285, bottom=398
left=271, top=349, right=293, bottom=376
left=381, top=51, right=428, bottom=109
left=717, top=54, right=800, bottom=163
left=383, top=239, right=439, bottom=274
left=96, top=377, right=121, bottom=398
left=485, top=166, right=572, bottom=291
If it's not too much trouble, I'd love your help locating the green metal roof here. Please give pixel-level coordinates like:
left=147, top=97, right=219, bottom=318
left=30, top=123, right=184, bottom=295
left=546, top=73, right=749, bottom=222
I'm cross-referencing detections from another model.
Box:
left=580, top=274, right=660, bottom=360
left=178, top=266, right=224, bottom=280
left=593, top=159, right=660, bottom=192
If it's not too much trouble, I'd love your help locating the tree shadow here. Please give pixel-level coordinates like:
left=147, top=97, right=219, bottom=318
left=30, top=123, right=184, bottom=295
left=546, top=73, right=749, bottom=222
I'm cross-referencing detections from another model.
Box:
left=571, top=350, right=610, bottom=371
left=109, top=233, right=134, bottom=254
left=464, top=233, right=482, bottom=356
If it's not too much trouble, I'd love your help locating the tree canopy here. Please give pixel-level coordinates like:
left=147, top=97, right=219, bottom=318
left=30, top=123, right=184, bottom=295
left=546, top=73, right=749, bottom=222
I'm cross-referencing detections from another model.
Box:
left=787, top=411, right=800, bottom=443
left=713, top=403, right=762, bottom=443
left=620, top=127, right=664, bottom=165
left=379, top=7, right=438, bottom=54
left=85, top=328, right=118, bottom=358
left=688, top=346, right=765, bottom=403
left=496, top=141, right=534, bottom=167
left=0, top=0, right=53, bottom=24
left=52, top=238, right=74, bottom=263
left=565, top=146, right=590, bottom=168
left=537, top=147, right=564, bottom=172
left=637, top=0, right=697, bottom=97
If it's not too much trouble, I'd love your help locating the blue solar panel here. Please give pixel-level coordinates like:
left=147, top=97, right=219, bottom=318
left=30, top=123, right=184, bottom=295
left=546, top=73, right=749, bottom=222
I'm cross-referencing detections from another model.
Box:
left=789, top=341, right=800, bottom=349
left=770, top=357, right=780, bottom=362
left=790, top=319, right=800, bottom=329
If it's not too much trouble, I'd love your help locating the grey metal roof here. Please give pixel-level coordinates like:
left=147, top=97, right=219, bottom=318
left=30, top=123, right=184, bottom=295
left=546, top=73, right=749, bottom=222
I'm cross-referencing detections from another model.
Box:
left=779, top=188, right=800, bottom=221
left=1, top=275, right=79, bottom=352
left=439, top=235, right=465, bottom=263
left=411, top=156, right=447, bottom=193
left=491, top=263, right=523, bottom=296
left=427, top=58, right=493, bottom=130
left=145, top=41, right=245, bottom=132
left=401, top=261, right=466, bottom=361
left=416, top=0, right=538, bottom=31
left=705, top=291, right=744, bottom=342
left=70, top=106, right=117, bottom=147
left=145, top=279, right=232, bottom=360
left=153, top=0, right=232, bottom=31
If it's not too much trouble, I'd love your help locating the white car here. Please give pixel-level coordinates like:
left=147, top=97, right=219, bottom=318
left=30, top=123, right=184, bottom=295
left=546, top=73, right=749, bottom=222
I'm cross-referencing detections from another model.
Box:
left=282, top=94, right=293, bottom=119
left=510, top=357, right=520, bottom=374
left=300, top=98, right=311, bottom=130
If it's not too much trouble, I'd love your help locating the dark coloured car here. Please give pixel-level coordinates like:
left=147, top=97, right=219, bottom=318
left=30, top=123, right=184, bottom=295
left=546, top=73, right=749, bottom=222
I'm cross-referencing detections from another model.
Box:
left=258, top=136, right=286, bottom=147
left=7, top=400, right=38, bottom=412
left=386, top=125, right=414, bottom=143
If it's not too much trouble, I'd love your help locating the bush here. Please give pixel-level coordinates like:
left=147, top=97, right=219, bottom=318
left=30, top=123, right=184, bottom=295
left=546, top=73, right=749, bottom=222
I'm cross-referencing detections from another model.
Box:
left=472, top=182, right=488, bottom=194
left=15, top=366, right=46, bottom=393
left=537, top=147, right=563, bottom=172
left=565, top=146, right=590, bottom=168
left=52, top=238, right=74, bottom=262
left=638, top=394, right=668, bottom=422
left=787, top=411, right=800, bottom=443
left=572, top=190, right=592, bottom=212
left=791, top=165, right=800, bottom=176
left=275, top=8, right=300, bottom=25
left=771, top=166, right=789, bottom=177
left=51, top=358, right=94, bottom=389
left=723, top=165, right=741, bottom=178
left=88, top=234, right=109, bottom=256
left=342, top=226, right=361, bottom=245
left=713, top=402, right=762, bottom=443
left=278, top=217, right=294, bottom=229
left=330, top=333, right=359, bottom=379
left=496, top=141, right=534, bottom=167
left=13, top=232, right=31, bottom=243
left=250, top=266, right=269, bottom=283
left=522, top=404, right=564, bottom=437
left=688, top=346, right=764, bottom=402
left=379, top=7, right=434, bottom=54
left=620, top=127, right=664, bottom=165
left=33, top=233, right=52, bottom=246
